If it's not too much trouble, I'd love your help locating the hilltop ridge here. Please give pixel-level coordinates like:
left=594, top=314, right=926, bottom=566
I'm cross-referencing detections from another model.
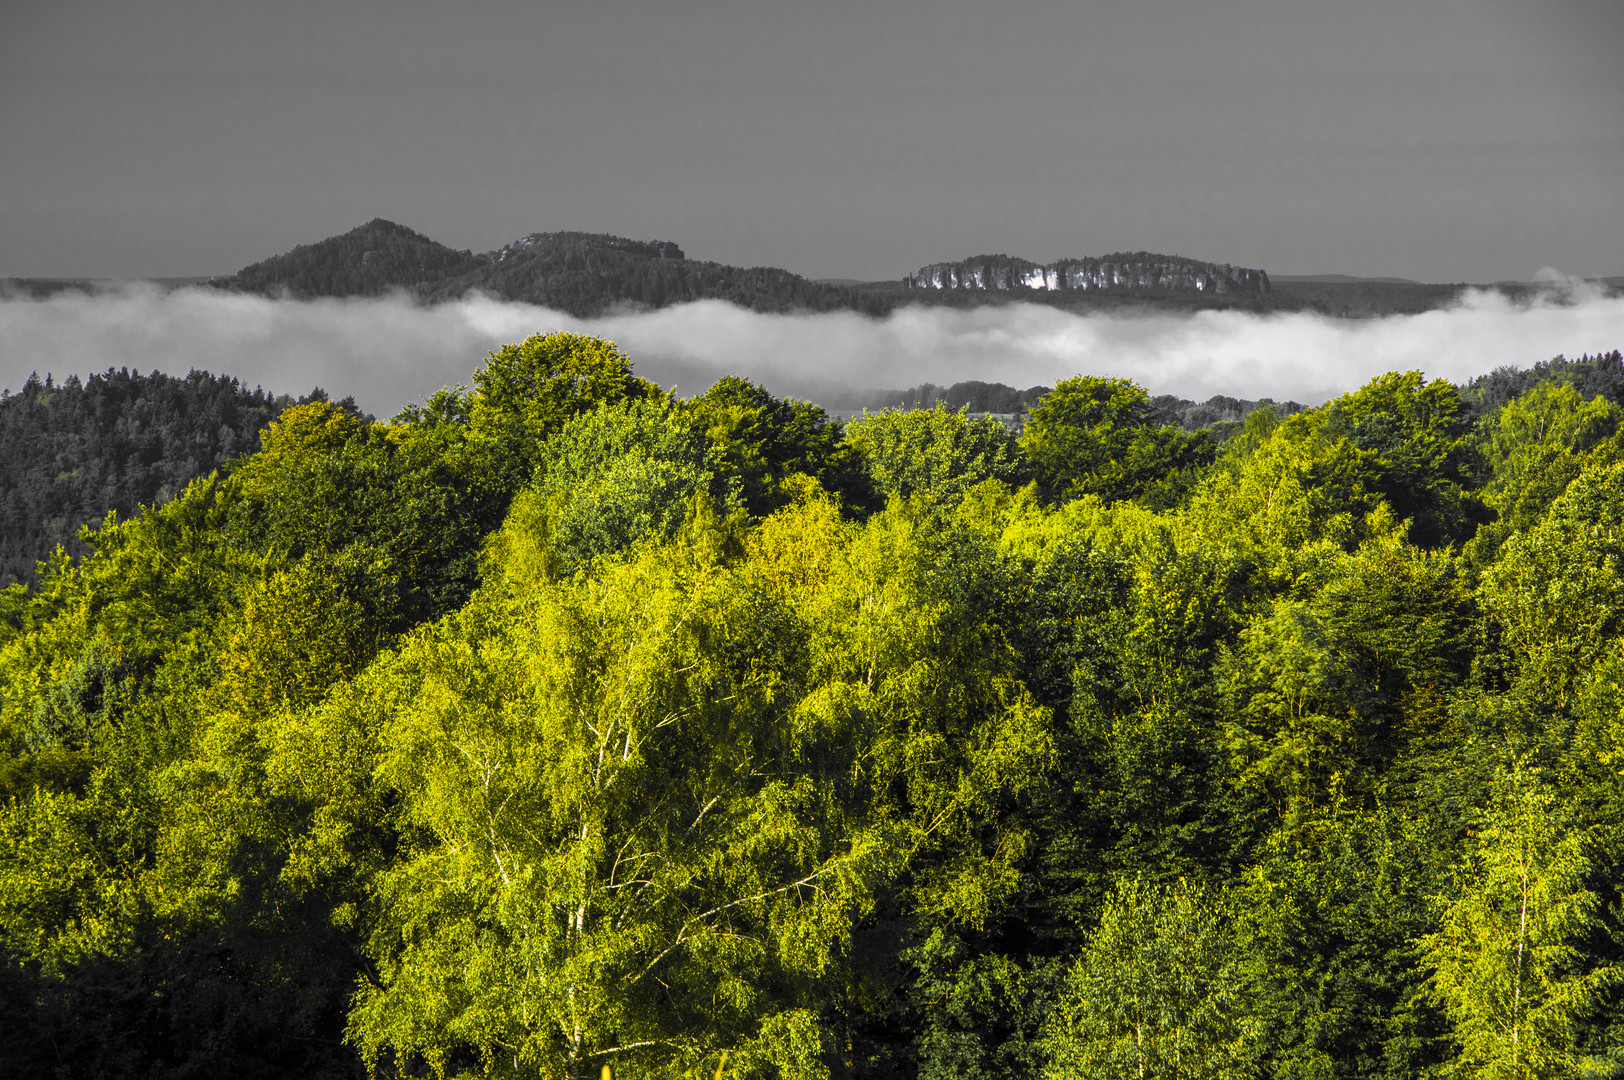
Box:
left=211, top=220, right=877, bottom=318
left=187, top=219, right=1591, bottom=318
left=218, top=218, right=479, bottom=296
left=208, top=220, right=1293, bottom=317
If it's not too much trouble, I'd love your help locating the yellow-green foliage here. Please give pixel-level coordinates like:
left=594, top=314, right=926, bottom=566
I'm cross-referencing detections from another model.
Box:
left=3, top=350, right=1623, bottom=1079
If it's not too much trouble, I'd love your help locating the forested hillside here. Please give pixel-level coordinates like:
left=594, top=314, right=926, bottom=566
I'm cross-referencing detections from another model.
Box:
left=216, top=218, right=481, bottom=297
left=202, top=218, right=1567, bottom=319
left=0, top=369, right=331, bottom=587
left=212, top=220, right=883, bottom=318
left=3, top=337, right=1624, bottom=1080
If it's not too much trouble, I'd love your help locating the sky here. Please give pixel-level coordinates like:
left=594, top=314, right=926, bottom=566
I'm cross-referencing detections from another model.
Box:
left=3, top=0, right=1621, bottom=284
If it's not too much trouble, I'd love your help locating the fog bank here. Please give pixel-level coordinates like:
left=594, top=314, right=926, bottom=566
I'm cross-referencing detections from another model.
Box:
left=3, top=283, right=1621, bottom=417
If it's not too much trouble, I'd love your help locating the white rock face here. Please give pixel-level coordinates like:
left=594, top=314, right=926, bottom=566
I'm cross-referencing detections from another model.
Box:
left=905, top=254, right=1270, bottom=295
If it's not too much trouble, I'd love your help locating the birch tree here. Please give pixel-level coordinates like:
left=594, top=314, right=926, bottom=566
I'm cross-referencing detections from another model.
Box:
left=348, top=500, right=881, bottom=1080
left=1042, top=877, right=1254, bottom=1080
left=1421, top=761, right=1617, bottom=1079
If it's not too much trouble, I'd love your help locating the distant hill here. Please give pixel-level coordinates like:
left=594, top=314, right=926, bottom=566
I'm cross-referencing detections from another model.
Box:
left=212, top=220, right=883, bottom=318
left=195, top=219, right=1613, bottom=319
left=209, top=221, right=1299, bottom=317
left=216, top=219, right=480, bottom=297
left=1264, top=278, right=1474, bottom=317
left=1272, top=274, right=1422, bottom=285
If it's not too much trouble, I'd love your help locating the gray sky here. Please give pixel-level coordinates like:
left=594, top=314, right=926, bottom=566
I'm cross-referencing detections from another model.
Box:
left=4, top=0, right=1620, bottom=283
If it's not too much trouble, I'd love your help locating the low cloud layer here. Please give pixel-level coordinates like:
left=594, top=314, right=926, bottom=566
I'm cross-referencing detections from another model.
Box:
left=3, top=283, right=1622, bottom=418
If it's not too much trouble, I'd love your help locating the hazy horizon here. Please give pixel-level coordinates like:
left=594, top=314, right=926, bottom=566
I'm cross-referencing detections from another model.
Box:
left=6, top=1, right=1620, bottom=405
left=5, top=1, right=1621, bottom=285
left=6, top=218, right=1622, bottom=288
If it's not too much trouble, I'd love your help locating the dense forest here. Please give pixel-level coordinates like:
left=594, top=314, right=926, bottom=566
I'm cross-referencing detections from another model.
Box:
left=0, top=369, right=1303, bottom=592
left=3, top=339, right=1624, bottom=1080
left=0, top=369, right=345, bottom=588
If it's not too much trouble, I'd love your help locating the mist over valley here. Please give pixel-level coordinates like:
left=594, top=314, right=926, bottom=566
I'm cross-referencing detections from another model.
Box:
left=3, top=274, right=1621, bottom=421
left=4, top=218, right=1621, bottom=418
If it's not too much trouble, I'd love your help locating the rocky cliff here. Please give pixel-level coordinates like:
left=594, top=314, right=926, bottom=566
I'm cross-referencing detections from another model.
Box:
left=905, top=252, right=1269, bottom=295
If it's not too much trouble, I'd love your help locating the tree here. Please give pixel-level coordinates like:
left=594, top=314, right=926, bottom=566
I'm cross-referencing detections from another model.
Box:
left=1019, top=376, right=1151, bottom=500
left=0, top=367, right=286, bottom=588
left=531, top=397, right=718, bottom=573
left=1478, top=460, right=1624, bottom=710
left=1220, top=533, right=1472, bottom=820
left=1017, top=376, right=1219, bottom=507
left=348, top=484, right=1056, bottom=1080
left=231, top=397, right=518, bottom=621
left=688, top=377, right=863, bottom=517
left=1224, top=806, right=1457, bottom=1079
left=1464, top=381, right=1621, bottom=572
left=904, top=928, right=1054, bottom=1080
left=843, top=406, right=1023, bottom=511
left=1421, top=761, right=1617, bottom=1079
left=347, top=501, right=888, bottom=1080
left=467, top=333, right=657, bottom=491
left=1317, top=371, right=1483, bottom=549
left=1043, top=877, right=1253, bottom=1080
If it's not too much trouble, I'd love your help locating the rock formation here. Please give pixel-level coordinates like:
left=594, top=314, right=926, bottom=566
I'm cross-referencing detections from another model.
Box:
left=905, top=252, right=1269, bottom=295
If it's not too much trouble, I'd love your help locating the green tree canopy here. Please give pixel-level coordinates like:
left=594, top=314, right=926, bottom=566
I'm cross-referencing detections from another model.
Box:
left=844, top=406, right=1023, bottom=511
left=1020, top=376, right=1214, bottom=506
left=467, top=333, right=659, bottom=491
left=1421, top=762, right=1618, bottom=1080
left=1043, top=876, right=1253, bottom=1080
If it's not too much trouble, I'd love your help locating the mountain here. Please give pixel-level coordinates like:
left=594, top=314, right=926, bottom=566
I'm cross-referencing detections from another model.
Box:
left=217, top=219, right=482, bottom=297
left=208, top=219, right=1587, bottom=318
left=213, top=220, right=883, bottom=318
left=213, top=221, right=1302, bottom=317
left=425, top=230, right=887, bottom=315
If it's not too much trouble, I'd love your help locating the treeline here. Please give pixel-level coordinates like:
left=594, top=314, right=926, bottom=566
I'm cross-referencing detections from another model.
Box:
left=0, top=369, right=1294, bottom=591
left=0, top=368, right=339, bottom=587
left=3, top=337, right=1624, bottom=1079
left=1149, top=391, right=1308, bottom=434
left=1459, top=350, right=1624, bottom=412
left=861, top=380, right=1054, bottom=414
left=858, top=380, right=1304, bottom=429
left=854, top=381, right=1305, bottom=450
